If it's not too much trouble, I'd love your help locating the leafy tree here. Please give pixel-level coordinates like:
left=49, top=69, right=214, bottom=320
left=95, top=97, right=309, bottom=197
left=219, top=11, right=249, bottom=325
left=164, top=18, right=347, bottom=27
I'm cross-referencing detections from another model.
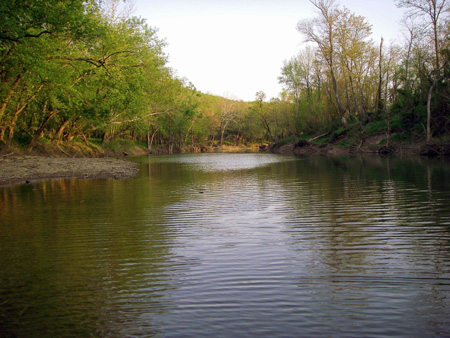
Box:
left=335, top=7, right=374, bottom=119
left=297, top=0, right=347, bottom=126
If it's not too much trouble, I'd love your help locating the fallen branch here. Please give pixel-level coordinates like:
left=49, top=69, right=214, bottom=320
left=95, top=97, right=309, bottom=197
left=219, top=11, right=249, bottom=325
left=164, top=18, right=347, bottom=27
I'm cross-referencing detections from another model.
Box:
left=309, top=132, right=329, bottom=142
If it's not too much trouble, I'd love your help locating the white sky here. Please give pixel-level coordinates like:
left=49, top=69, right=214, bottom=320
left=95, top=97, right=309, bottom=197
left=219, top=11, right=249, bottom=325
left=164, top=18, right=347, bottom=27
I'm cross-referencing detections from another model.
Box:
left=134, top=0, right=406, bottom=101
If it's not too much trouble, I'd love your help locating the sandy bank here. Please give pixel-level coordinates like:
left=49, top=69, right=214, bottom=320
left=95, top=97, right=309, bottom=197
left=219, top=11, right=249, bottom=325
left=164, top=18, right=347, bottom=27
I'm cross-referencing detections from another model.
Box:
left=0, top=155, right=139, bottom=186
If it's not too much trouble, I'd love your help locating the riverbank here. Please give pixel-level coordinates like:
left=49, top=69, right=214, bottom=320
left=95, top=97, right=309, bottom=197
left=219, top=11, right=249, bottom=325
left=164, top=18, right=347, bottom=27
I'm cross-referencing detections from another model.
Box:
left=267, top=142, right=421, bottom=157
left=0, top=141, right=260, bottom=186
left=1, top=136, right=447, bottom=186
left=0, top=155, right=139, bottom=186
left=264, top=135, right=450, bottom=158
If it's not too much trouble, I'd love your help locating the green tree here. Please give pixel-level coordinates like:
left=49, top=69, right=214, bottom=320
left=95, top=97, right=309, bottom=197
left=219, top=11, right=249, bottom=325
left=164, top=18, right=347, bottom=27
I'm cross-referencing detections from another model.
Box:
left=297, top=0, right=347, bottom=126
left=335, top=7, right=374, bottom=118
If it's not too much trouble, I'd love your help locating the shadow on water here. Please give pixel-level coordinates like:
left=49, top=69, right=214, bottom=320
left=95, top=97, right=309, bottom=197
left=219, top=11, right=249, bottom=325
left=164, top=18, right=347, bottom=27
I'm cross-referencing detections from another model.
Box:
left=1, top=153, right=450, bottom=337
left=0, top=177, right=180, bottom=337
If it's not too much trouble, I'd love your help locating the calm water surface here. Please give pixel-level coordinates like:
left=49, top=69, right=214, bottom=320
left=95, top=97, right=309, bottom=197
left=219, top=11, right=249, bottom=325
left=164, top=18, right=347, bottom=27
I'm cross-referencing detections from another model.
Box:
left=1, top=153, right=450, bottom=337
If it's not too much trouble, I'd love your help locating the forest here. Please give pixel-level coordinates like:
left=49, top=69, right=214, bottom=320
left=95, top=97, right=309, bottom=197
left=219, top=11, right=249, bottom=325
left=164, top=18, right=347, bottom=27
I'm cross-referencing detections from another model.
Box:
left=0, top=0, right=449, bottom=155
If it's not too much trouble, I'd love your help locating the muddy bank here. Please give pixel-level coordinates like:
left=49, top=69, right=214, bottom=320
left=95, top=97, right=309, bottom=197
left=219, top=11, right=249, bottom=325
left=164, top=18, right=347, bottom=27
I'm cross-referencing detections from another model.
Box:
left=0, top=142, right=262, bottom=186
left=0, top=155, right=139, bottom=186
left=149, top=144, right=260, bottom=154
left=269, top=143, right=351, bottom=156
left=266, top=141, right=448, bottom=157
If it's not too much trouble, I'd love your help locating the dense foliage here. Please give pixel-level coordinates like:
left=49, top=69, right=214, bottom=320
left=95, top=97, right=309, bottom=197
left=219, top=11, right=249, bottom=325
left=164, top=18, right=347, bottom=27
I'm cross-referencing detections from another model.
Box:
left=1, top=0, right=449, bottom=154
left=278, top=0, right=450, bottom=146
left=0, top=0, right=195, bottom=152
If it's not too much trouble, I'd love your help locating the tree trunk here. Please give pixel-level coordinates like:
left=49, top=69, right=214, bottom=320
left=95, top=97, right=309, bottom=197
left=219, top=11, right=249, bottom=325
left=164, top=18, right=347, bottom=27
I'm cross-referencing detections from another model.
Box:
left=377, top=38, right=384, bottom=114
left=3, top=83, right=43, bottom=144
left=54, top=119, right=70, bottom=142
left=330, top=66, right=345, bottom=123
left=0, top=72, right=24, bottom=120
left=220, top=129, right=225, bottom=146
left=220, top=119, right=232, bottom=146
left=262, top=116, right=276, bottom=143
left=149, top=129, right=158, bottom=151
left=27, top=110, right=58, bottom=151
left=427, top=83, right=434, bottom=142
left=101, top=132, right=107, bottom=145
left=348, top=73, right=361, bottom=117
left=386, top=109, right=391, bottom=147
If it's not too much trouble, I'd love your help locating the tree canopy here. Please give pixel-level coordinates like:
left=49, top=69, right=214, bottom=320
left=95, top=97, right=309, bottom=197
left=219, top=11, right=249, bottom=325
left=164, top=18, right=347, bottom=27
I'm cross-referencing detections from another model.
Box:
left=1, top=0, right=449, bottom=154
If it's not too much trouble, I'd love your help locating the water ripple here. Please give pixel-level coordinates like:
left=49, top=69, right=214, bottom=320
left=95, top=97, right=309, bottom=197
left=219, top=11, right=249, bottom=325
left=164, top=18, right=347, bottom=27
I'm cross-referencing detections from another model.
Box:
left=1, top=154, right=450, bottom=337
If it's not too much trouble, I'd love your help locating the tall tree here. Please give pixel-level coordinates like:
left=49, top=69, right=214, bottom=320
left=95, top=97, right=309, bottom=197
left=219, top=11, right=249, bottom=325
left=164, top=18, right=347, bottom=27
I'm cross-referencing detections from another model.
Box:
left=335, top=7, right=373, bottom=118
left=396, top=0, right=450, bottom=141
left=297, top=0, right=347, bottom=126
left=279, top=46, right=317, bottom=135
left=279, top=55, right=304, bottom=134
left=0, top=0, right=96, bottom=143
left=252, top=91, right=277, bottom=142
left=218, top=94, right=240, bottom=146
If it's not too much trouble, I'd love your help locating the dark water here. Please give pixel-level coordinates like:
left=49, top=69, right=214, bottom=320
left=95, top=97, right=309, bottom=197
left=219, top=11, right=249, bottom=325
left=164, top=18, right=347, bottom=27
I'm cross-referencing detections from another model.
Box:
left=1, top=153, right=450, bottom=337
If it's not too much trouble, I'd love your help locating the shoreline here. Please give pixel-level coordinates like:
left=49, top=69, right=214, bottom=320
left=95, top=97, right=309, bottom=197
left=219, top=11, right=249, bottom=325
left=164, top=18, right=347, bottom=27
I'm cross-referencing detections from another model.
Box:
left=0, top=144, right=259, bottom=186
left=266, top=140, right=450, bottom=158
left=1, top=141, right=448, bottom=186
left=0, top=155, right=139, bottom=186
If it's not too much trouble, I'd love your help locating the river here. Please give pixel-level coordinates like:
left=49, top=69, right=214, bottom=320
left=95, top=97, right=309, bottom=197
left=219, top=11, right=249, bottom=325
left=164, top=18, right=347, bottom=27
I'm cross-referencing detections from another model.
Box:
left=1, top=153, right=450, bottom=337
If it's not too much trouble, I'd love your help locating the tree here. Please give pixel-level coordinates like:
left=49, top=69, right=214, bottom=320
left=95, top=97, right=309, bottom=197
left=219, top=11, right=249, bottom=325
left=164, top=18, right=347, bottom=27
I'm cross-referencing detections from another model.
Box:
left=396, top=0, right=450, bottom=141
left=218, top=94, right=240, bottom=146
left=251, top=91, right=277, bottom=142
left=0, top=0, right=90, bottom=43
left=297, top=0, right=347, bottom=126
left=0, top=0, right=184, bottom=151
left=335, top=7, right=373, bottom=118
left=279, top=47, right=317, bottom=134
left=0, top=0, right=97, bottom=144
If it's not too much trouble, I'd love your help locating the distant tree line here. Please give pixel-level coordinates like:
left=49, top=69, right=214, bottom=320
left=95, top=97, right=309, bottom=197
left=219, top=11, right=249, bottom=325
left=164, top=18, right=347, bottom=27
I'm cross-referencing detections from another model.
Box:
left=1, top=0, right=449, bottom=154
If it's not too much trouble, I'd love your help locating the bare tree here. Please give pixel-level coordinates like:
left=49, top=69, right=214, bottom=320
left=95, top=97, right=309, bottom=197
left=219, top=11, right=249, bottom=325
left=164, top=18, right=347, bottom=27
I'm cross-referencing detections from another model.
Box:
left=101, top=0, right=136, bottom=23
left=400, top=18, right=419, bottom=92
left=218, top=94, right=239, bottom=146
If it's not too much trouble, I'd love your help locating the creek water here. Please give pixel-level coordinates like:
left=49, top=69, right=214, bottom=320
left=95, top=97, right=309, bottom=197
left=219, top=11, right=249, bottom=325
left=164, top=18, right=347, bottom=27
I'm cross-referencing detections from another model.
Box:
left=1, top=153, right=450, bottom=337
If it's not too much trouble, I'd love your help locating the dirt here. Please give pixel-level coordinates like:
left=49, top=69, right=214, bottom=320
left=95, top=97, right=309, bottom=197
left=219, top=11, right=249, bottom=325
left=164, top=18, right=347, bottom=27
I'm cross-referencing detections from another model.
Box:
left=269, top=138, right=440, bottom=157
left=0, top=155, right=139, bottom=186
left=271, top=143, right=352, bottom=156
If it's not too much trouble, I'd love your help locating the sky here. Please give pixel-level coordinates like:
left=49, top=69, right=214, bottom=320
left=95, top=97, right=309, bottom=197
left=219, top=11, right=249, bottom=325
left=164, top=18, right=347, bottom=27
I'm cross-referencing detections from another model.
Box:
left=133, top=0, right=406, bottom=101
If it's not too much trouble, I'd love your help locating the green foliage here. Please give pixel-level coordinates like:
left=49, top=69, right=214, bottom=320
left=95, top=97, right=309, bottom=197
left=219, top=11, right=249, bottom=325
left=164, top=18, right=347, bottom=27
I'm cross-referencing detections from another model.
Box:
left=1, top=0, right=448, bottom=153
left=0, top=0, right=88, bottom=43
left=12, top=133, right=32, bottom=148
left=0, top=0, right=185, bottom=150
left=365, top=120, right=386, bottom=136
left=391, top=132, right=414, bottom=143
